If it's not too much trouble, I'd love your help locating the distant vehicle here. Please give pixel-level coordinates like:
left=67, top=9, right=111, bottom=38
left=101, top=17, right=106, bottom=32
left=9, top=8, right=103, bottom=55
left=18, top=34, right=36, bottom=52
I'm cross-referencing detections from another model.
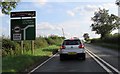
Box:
left=59, top=38, right=86, bottom=61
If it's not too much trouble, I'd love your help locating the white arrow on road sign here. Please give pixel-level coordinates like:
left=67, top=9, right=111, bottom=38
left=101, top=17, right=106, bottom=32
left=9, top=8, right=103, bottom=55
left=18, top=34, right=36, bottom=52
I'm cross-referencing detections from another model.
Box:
left=23, top=25, right=34, bottom=40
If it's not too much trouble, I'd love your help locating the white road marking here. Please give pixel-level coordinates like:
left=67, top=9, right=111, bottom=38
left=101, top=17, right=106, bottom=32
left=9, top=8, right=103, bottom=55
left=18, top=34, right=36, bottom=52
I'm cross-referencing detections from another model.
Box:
left=86, top=49, right=120, bottom=74
left=86, top=50, right=113, bottom=74
left=28, top=53, right=57, bottom=74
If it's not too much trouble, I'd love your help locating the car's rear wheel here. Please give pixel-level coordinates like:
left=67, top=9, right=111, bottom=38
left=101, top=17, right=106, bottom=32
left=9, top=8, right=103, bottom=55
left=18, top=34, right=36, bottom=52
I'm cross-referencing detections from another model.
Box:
left=60, top=54, right=65, bottom=61
left=78, top=53, right=86, bottom=60
left=82, top=56, right=85, bottom=60
left=82, top=54, right=86, bottom=60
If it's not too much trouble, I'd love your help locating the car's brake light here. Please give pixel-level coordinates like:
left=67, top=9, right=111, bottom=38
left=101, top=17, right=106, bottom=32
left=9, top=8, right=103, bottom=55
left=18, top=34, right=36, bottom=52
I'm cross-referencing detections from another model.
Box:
left=60, top=45, right=66, bottom=49
left=78, top=44, right=84, bottom=48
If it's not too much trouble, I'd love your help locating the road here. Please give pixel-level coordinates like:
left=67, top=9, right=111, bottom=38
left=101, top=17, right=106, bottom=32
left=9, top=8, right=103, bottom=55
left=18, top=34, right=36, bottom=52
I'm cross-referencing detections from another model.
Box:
left=85, top=44, right=119, bottom=72
left=29, top=44, right=119, bottom=73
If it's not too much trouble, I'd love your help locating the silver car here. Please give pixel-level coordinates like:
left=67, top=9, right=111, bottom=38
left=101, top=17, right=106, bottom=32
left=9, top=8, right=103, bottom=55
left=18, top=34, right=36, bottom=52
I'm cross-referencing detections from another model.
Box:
left=59, top=38, right=86, bottom=60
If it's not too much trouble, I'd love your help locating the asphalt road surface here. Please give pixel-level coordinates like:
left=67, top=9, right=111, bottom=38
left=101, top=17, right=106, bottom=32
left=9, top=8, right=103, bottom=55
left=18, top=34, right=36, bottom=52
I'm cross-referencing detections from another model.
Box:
left=29, top=44, right=119, bottom=73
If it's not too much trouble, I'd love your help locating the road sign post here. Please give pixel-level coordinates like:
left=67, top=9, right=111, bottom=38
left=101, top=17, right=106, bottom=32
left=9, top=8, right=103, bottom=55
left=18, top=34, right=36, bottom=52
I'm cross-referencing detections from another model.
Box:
left=21, top=41, right=23, bottom=54
left=31, top=41, right=34, bottom=54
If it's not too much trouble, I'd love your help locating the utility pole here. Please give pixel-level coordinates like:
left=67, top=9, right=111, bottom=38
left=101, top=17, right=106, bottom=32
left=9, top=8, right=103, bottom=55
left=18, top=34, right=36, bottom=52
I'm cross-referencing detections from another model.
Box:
left=115, top=0, right=120, bottom=33
left=62, top=28, right=65, bottom=37
left=116, top=0, right=120, bottom=17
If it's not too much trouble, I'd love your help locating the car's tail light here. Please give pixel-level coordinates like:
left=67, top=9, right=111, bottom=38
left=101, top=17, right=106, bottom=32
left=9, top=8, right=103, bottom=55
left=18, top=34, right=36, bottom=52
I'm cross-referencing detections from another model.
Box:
left=78, top=44, right=84, bottom=48
left=60, top=45, right=66, bottom=49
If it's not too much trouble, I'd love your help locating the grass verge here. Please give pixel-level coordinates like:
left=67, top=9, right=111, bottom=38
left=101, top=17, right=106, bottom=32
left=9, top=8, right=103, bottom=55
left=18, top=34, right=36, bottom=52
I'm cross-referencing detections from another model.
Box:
left=2, top=45, right=59, bottom=72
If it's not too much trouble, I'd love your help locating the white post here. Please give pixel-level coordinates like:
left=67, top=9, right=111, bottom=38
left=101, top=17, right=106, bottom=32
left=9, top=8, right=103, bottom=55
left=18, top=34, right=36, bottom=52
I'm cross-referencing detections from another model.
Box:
left=118, top=5, right=120, bottom=17
left=118, top=6, right=120, bottom=33
left=115, top=0, right=120, bottom=33
left=62, top=28, right=65, bottom=37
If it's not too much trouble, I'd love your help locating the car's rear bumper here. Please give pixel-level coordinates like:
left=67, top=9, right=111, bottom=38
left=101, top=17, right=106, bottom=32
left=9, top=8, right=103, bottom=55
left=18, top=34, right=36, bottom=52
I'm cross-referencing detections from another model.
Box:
left=60, top=53, right=85, bottom=58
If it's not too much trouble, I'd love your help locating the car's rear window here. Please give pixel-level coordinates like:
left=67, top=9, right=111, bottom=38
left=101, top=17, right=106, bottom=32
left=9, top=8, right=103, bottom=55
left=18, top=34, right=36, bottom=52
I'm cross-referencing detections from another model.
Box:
left=63, top=40, right=81, bottom=45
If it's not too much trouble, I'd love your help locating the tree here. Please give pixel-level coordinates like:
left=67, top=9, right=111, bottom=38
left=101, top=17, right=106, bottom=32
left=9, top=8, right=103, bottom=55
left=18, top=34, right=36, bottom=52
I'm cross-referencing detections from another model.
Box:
left=83, top=33, right=89, bottom=41
left=91, top=8, right=120, bottom=39
left=0, top=0, right=19, bottom=15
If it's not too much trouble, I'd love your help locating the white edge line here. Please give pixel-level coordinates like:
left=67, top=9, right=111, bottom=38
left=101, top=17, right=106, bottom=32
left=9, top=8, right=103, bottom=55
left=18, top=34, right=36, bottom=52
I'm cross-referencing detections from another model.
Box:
left=28, top=53, right=57, bottom=74
left=86, top=49, right=120, bottom=73
left=86, top=50, right=112, bottom=73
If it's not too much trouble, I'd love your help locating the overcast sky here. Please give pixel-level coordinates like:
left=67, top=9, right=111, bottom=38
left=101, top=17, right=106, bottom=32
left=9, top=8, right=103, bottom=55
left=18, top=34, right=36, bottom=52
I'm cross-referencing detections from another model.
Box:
left=1, top=0, right=118, bottom=39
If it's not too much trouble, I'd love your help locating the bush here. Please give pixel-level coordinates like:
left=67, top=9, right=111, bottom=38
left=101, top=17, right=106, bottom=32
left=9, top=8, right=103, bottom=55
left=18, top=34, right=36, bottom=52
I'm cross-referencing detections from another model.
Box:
left=2, top=39, right=17, bottom=56
left=91, top=38, right=101, bottom=43
left=23, top=41, right=31, bottom=52
left=46, top=38, right=55, bottom=45
left=2, top=35, right=64, bottom=56
left=2, top=39, right=15, bottom=50
left=35, top=37, right=48, bottom=48
left=91, top=34, right=120, bottom=45
left=45, top=36, right=63, bottom=45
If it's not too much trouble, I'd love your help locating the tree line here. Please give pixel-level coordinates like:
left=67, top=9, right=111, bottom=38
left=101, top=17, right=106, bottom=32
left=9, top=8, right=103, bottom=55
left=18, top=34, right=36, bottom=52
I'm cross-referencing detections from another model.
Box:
left=91, top=33, right=120, bottom=44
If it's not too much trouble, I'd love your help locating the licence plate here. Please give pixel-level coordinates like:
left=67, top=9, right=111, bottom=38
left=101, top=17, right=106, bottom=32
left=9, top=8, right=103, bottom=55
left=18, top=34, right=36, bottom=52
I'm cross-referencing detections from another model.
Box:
left=68, top=52, right=77, bottom=55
